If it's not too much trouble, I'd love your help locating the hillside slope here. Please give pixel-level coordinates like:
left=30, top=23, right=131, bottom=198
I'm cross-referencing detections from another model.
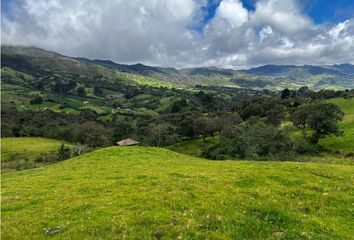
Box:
left=320, top=98, right=354, bottom=153
left=2, top=147, right=353, bottom=239
left=3, top=46, right=354, bottom=90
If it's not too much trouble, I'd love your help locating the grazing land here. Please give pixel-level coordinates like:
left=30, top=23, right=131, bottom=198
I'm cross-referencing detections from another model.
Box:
left=1, top=137, right=71, bottom=171
left=2, top=147, right=354, bottom=239
left=320, top=98, right=354, bottom=154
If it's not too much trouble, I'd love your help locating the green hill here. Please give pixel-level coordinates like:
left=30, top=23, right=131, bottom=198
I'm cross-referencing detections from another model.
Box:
left=1, top=137, right=71, bottom=171
left=1, top=137, right=70, bottom=161
left=3, top=46, right=354, bottom=90
left=2, top=147, right=353, bottom=239
left=320, top=98, right=354, bottom=154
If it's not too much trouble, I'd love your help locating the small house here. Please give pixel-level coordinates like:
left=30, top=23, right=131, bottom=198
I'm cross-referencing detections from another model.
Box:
left=116, top=138, right=139, bottom=146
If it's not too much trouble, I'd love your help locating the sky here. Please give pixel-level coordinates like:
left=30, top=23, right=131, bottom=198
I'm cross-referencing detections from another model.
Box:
left=1, top=0, right=354, bottom=69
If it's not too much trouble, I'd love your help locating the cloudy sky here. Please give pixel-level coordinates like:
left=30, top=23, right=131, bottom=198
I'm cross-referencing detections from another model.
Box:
left=2, top=0, right=354, bottom=69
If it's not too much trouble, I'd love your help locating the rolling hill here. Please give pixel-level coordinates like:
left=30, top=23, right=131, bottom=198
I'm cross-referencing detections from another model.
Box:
left=2, top=146, right=354, bottom=239
left=1, top=137, right=71, bottom=171
left=2, top=45, right=354, bottom=90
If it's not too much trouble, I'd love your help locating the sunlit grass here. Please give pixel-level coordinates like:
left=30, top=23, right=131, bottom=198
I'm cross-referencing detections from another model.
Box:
left=2, top=147, right=353, bottom=239
left=320, top=98, right=354, bottom=153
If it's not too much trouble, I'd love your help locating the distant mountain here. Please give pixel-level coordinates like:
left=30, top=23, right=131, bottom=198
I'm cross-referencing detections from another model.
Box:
left=180, top=67, right=236, bottom=77
left=240, top=64, right=354, bottom=90
left=2, top=45, right=354, bottom=90
left=77, top=58, right=182, bottom=76
left=241, top=64, right=346, bottom=76
left=330, top=64, right=354, bottom=75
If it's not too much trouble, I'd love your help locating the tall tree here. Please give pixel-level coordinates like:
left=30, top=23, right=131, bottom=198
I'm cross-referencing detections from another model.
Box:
left=291, top=102, right=344, bottom=144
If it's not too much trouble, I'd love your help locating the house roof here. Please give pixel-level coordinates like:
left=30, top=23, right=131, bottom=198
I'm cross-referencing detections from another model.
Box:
left=116, top=138, right=139, bottom=146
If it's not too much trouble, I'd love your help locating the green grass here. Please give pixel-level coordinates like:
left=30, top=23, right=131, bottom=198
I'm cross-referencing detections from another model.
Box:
left=1, top=138, right=72, bottom=171
left=1, top=137, right=70, bottom=162
left=2, top=147, right=353, bottom=239
left=320, top=98, right=354, bottom=154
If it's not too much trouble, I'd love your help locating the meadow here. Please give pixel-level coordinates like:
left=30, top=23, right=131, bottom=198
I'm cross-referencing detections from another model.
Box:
left=1, top=137, right=71, bottom=171
left=320, top=98, right=354, bottom=154
left=1, top=147, right=354, bottom=239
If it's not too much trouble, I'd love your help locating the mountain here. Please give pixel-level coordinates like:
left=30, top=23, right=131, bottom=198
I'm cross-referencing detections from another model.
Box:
left=241, top=64, right=354, bottom=90
left=2, top=45, right=354, bottom=90
left=241, top=64, right=346, bottom=76
left=330, top=64, right=354, bottom=75
left=77, top=58, right=182, bottom=76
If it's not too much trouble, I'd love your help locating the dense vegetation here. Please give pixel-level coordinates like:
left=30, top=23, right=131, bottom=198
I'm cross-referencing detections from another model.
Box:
left=2, top=147, right=353, bottom=239
left=2, top=46, right=354, bottom=166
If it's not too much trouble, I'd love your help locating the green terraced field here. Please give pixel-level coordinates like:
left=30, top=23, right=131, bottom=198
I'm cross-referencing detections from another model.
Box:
left=2, top=147, right=353, bottom=239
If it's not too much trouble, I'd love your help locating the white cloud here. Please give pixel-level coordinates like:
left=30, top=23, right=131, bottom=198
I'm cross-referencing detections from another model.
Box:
left=216, top=0, right=248, bottom=28
left=1, top=0, right=354, bottom=68
left=251, top=0, right=311, bottom=34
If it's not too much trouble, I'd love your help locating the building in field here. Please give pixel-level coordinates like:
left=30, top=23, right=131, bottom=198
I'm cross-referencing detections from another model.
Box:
left=116, top=138, right=139, bottom=146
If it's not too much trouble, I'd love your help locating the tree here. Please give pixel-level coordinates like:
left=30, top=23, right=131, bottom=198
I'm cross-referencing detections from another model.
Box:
left=196, top=91, right=215, bottom=112
left=94, top=86, right=103, bottom=96
left=112, top=120, right=135, bottom=142
left=30, top=96, right=43, bottom=104
left=58, top=144, right=71, bottom=160
left=211, top=119, right=294, bottom=159
left=72, top=143, right=87, bottom=156
left=145, top=123, right=180, bottom=147
left=265, top=105, right=285, bottom=126
left=77, top=87, right=86, bottom=97
left=281, top=88, right=291, bottom=99
left=73, top=122, right=110, bottom=147
left=193, top=116, right=220, bottom=140
left=291, top=102, right=344, bottom=144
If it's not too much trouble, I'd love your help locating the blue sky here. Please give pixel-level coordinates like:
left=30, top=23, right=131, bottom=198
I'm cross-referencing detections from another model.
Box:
left=201, top=0, right=354, bottom=24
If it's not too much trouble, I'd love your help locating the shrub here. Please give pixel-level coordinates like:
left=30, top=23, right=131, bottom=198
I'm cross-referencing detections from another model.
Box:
left=30, top=96, right=43, bottom=104
left=58, top=144, right=71, bottom=160
left=293, top=138, right=319, bottom=155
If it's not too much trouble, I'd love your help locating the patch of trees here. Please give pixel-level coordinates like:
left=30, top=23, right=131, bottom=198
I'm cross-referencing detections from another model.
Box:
left=281, top=87, right=354, bottom=101
left=291, top=102, right=344, bottom=144
left=201, top=101, right=344, bottom=160
left=203, top=119, right=293, bottom=160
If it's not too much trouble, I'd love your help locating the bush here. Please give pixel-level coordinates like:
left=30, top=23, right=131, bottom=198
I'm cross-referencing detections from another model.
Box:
left=58, top=144, right=71, bottom=160
left=293, top=138, right=320, bottom=155
left=35, top=153, right=59, bottom=163
left=30, top=96, right=43, bottom=104
left=73, top=122, right=111, bottom=147
left=201, top=142, right=227, bottom=160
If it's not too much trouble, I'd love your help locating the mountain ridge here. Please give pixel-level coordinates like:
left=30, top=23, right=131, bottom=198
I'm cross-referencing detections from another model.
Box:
left=2, top=45, right=354, bottom=90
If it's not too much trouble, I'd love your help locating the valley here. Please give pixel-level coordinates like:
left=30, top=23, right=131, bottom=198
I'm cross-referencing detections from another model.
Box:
left=1, top=45, right=354, bottom=239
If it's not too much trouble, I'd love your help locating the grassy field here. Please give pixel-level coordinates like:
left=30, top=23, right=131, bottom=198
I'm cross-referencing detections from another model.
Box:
left=1, top=137, right=70, bottom=161
left=320, top=98, right=354, bottom=154
left=2, top=146, right=353, bottom=239
left=1, top=137, right=71, bottom=171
